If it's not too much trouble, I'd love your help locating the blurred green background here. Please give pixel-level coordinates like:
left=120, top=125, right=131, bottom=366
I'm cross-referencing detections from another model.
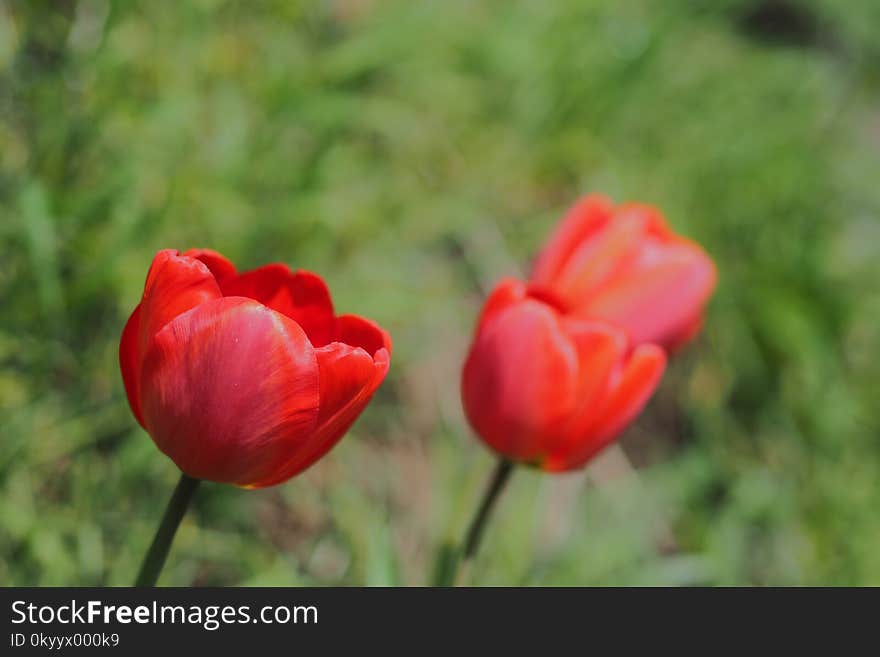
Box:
left=2, top=0, right=879, bottom=586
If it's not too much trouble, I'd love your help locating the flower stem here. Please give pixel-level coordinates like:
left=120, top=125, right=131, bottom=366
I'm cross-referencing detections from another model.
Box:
left=453, top=457, right=515, bottom=585
left=135, top=473, right=200, bottom=587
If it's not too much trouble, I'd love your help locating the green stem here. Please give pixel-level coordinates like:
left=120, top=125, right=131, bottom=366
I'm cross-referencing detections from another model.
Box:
left=134, top=473, right=200, bottom=587
left=453, top=458, right=515, bottom=585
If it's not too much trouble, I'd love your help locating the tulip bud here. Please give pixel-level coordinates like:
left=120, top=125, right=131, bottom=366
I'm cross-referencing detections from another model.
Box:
left=530, top=195, right=717, bottom=351
left=461, top=278, right=665, bottom=471
left=120, top=249, right=391, bottom=488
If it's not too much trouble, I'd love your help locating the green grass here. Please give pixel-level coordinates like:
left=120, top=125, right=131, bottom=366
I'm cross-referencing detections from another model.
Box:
left=1, top=0, right=879, bottom=585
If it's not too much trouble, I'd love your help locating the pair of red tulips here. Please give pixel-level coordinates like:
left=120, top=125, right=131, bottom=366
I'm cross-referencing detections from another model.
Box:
left=121, top=194, right=716, bottom=584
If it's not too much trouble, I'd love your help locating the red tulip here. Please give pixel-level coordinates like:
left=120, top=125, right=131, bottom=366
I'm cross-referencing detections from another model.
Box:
left=461, top=278, right=666, bottom=471
left=530, top=194, right=717, bottom=351
left=119, top=249, right=391, bottom=488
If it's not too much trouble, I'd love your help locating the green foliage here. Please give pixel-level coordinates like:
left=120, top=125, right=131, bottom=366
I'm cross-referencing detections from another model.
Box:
left=1, top=0, right=878, bottom=585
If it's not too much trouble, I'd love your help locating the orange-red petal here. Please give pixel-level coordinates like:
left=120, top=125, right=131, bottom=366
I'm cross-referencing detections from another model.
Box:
left=530, top=194, right=615, bottom=288
left=252, top=342, right=390, bottom=487
left=139, top=297, right=321, bottom=486
left=461, top=299, right=580, bottom=463
left=138, top=249, right=223, bottom=355
left=335, top=314, right=392, bottom=358
left=577, top=240, right=717, bottom=347
left=474, top=277, right=528, bottom=334
left=552, top=344, right=666, bottom=471
left=531, top=198, right=717, bottom=350
left=547, top=212, right=648, bottom=306
left=182, top=248, right=237, bottom=282
left=544, top=319, right=628, bottom=460
left=220, top=265, right=336, bottom=347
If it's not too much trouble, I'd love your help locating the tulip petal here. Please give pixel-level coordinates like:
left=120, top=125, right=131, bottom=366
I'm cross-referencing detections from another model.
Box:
left=555, top=344, right=666, bottom=470
left=591, top=344, right=666, bottom=442
left=139, top=249, right=223, bottom=355
left=139, top=297, right=321, bottom=486
left=220, top=265, right=336, bottom=347
left=579, top=241, right=717, bottom=347
left=474, top=277, right=528, bottom=333
left=615, top=203, right=675, bottom=240
left=335, top=314, right=392, bottom=358
left=530, top=199, right=717, bottom=349
left=549, top=212, right=652, bottom=309
left=461, top=299, right=580, bottom=463
left=315, top=344, right=380, bottom=427
left=252, top=342, right=390, bottom=487
left=530, top=194, right=614, bottom=288
left=182, top=248, right=237, bottom=282
left=553, top=319, right=628, bottom=453
left=119, top=304, right=145, bottom=428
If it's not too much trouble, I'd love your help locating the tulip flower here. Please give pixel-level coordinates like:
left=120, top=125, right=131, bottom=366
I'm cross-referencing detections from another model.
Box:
left=121, top=248, right=390, bottom=585
left=530, top=194, right=717, bottom=351
left=452, top=276, right=666, bottom=584
left=462, top=278, right=665, bottom=472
